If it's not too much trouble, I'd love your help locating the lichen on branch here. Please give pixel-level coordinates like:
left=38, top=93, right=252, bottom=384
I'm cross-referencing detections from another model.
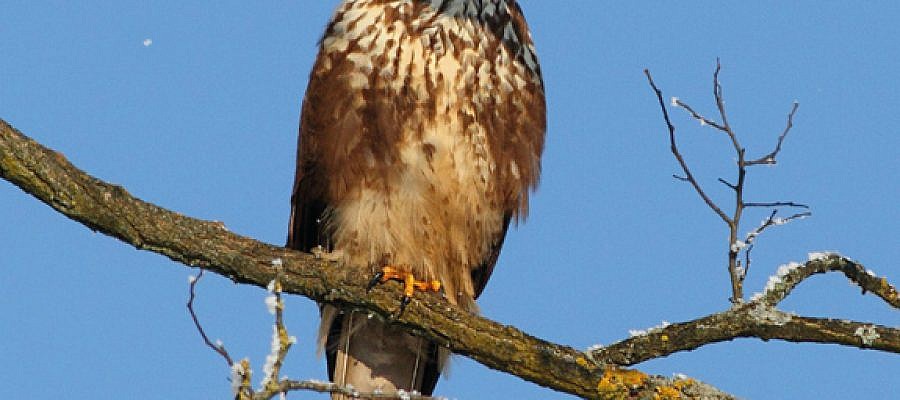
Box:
left=1, top=119, right=731, bottom=399
left=2, top=111, right=897, bottom=400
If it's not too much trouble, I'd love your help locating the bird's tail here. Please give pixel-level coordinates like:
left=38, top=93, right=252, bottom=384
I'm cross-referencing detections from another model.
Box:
left=320, top=306, right=446, bottom=399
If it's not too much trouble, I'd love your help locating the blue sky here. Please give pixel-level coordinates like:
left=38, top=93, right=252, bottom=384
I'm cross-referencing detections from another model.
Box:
left=1, top=1, right=898, bottom=399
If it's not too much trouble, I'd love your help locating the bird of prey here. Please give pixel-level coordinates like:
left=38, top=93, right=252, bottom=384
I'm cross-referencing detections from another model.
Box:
left=287, top=0, right=545, bottom=397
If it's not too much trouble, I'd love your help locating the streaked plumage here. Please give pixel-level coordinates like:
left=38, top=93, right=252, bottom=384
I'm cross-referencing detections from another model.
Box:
left=287, top=0, right=545, bottom=396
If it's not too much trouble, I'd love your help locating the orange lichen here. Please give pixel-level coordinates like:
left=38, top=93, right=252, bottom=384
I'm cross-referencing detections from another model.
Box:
left=651, top=376, right=697, bottom=400
left=235, top=358, right=252, bottom=400
left=673, top=378, right=697, bottom=390
left=654, top=385, right=682, bottom=399
left=576, top=356, right=591, bottom=368
left=597, top=367, right=649, bottom=398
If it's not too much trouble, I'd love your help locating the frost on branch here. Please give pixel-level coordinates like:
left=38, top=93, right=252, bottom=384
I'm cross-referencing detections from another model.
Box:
left=854, top=325, right=880, bottom=346
left=750, top=261, right=804, bottom=302
left=807, top=251, right=839, bottom=262
left=645, top=60, right=806, bottom=304
left=628, top=321, right=671, bottom=337
left=232, top=360, right=251, bottom=396
left=747, top=302, right=793, bottom=326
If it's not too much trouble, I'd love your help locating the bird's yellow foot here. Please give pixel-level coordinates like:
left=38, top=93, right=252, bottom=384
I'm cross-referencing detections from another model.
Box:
left=366, top=266, right=441, bottom=314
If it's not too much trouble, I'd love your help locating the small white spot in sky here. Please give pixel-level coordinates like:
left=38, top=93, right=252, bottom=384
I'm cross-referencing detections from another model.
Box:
left=143, top=38, right=153, bottom=47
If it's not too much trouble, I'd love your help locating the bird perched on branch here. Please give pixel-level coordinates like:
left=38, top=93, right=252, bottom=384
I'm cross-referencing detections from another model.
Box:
left=288, top=0, right=545, bottom=397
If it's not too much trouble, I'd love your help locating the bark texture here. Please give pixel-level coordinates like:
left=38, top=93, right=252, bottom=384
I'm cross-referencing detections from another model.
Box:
left=3, top=119, right=897, bottom=399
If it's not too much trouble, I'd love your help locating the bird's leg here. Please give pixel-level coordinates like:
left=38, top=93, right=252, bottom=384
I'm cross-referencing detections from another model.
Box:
left=366, top=265, right=441, bottom=316
left=311, top=245, right=345, bottom=262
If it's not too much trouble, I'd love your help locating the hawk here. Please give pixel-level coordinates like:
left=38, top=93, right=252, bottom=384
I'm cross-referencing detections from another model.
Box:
left=288, top=0, right=545, bottom=396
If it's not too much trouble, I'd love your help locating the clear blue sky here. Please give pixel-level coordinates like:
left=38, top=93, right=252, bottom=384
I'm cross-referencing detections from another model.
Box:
left=2, top=2, right=898, bottom=399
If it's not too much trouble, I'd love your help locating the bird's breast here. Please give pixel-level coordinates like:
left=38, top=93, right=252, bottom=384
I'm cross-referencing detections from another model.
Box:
left=314, top=0, right=542, bottom=305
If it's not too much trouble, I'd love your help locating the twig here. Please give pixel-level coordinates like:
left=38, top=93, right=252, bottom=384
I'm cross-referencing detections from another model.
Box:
left=671, top=98, right=727, bottom=131
left=740, top=209, right=812, bottom=278
left=234, top=359, right=254, bottom=400
left=258, top=380, right=444, bottom=400
left=713, top=59, right=749, bottom=304
left=644, top=69, right=731, bottom=225
left=712, top=59, right=740, bottom=154
left=746, top=102, right=800, bottom=165
left=744, top=201, right=809, bottom=209
left=647, top=66, right=744, bottom=302
left=717, top=177, right=738, bottom=191
left=257, top=262, right=298, bottom=397
left=648, top=62, right=807, bottom=304
left=187, top=269, right=234, bottom=367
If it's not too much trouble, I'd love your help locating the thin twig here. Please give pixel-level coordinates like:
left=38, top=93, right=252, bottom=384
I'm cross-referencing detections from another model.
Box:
left=655, top=61, right=808, bottom=304
left=656, top=61, right=747, bottom=303
left=740, top=209, right=812, bottom=278
left=258, top=263, right=297, bottom=396
left=710, top=59, right=749, bottom=304
left=645, top=69, right=731, bottom=225
left=258, top=380, right=444, bottom=400
left=671, top=98, right=727, bottom=131
left=717, top=177, right=737, bottom=190
left=187, top=269, right=234, bottom=367
left=744, top=201, right=809, bottom=209
left=747, top=102, right=800, bottom=165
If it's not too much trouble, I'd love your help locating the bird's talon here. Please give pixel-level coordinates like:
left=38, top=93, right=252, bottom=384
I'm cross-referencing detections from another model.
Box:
left=396, top=296, right=412, bottom=317
left=366, top=271, right=385, bottom=292
left=367, top=266, right=441, bottom=313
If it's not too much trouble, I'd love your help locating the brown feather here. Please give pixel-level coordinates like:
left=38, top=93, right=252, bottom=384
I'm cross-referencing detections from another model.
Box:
left=287, top=1, right=545, bottom=396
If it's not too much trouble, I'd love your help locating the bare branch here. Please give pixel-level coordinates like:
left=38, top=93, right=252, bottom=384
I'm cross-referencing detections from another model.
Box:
left=589, top=303, right=900, bottom=366
left=187, top=269, right=234, bottom=367
left=258, top=380, right=442, bottom=400
left=647, top=66, right=746, bottom=303
left=737, top=209, right=778, bottom=279
left=746, top=102, right=800, bottom=166
left=587, top=256, right=899, bottom=366
left=644, top=69, right=732, bottom=225
left=717, top=177, right=737, bottom=191
left=744, top=201, right=810, bottom=209
left=1, top=118, right=740, bottom=400
left=1, top=117, right=893, bottom=399
left=754, top=254, right=900, bottom=308
left=739, top=209, right=812, bottom=279
left=650, top=62, right=809, bottom=305
left=257, top=265, right=297, bottom=396
left=671, top=98, right=727, bottom=131
left=712, top=59, right=742, bottom=155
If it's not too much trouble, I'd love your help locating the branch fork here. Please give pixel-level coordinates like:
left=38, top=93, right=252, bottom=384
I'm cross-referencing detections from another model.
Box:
left=646, top=60, right=805, bottom=304
left=3, top=59, right=898, bottom=399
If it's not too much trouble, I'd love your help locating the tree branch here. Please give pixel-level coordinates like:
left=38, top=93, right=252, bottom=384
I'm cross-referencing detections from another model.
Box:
left=746, top=102, right=799, bottom=166
left=187, top=270, right=235, bottom=367
left=644, top=70, right=731, bottom=225
left=754, top=253, right=900, bottom=308
left=588, top=254, right=900, bottom=365
left=0, top=119, right=732, bottom=398
left=591, top=303, right=899, bottom=366
left=3, top=119, right=895, bottom=399
left=647, top=64, right=807, bottom=305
